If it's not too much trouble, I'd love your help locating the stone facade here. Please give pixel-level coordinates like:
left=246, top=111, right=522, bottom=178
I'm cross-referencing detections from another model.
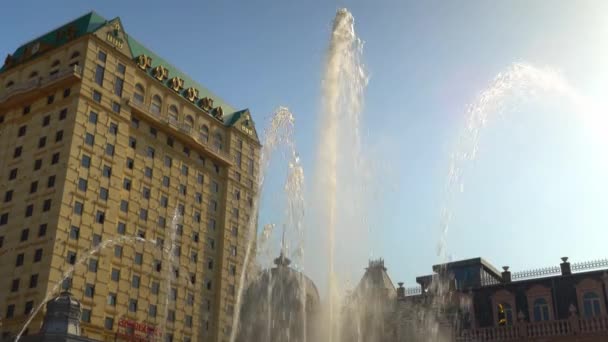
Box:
left=0, top=11, right=260, bottom=342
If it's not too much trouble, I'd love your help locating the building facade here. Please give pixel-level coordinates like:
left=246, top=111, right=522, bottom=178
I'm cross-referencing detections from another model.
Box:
left=0, top=12, right=260, bottom=342
left=348, top=257, right=608, bottom=341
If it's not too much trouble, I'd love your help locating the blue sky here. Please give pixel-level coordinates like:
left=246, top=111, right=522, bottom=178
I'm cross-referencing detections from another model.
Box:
left=4, top=1, right=608, bottom=289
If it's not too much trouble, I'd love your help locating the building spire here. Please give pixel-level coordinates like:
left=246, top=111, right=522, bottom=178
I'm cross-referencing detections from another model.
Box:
left=274, top=224, right=291, bottom=267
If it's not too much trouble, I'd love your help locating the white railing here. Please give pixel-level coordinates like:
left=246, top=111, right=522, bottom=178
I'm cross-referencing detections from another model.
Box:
left=459, top=316, right=608, bottom=341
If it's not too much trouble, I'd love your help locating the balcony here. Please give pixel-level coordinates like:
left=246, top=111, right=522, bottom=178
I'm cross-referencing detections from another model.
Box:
left=457, top=316, right=608, bottom=341
left=0, top=65, right=83, bottom=107
left=128, top=98, right=233, bottom=166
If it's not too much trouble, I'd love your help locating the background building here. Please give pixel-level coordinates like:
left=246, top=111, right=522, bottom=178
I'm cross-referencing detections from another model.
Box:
left=347, top=257, right=608, bottom=341
left=0, top=11, right=260, bottom=342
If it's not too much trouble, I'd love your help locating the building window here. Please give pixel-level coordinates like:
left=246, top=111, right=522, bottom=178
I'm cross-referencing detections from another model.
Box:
left=132, top=275, right=140, bottom=288
left=134, top=253, right=143, bottom=265
left=211, top=181, right=219, bottom=193
left=181, top=165, right=188, bottom=176
left=9, top=168, right=18, bottom=180
left=42, top=115, right=51, bottom=126
left=129, top=136, right=136, bottom=148
left=4, top=190, right=13, bottom=203
left=129, top=299, right=138, bottom=312
left=85, top=284, right=95, bottom=297
left=114, top=246, right=123, bottom=258
left=89, top=259, right=98, bottom=273
left=47, top=175, right=56, bottom=188
left=147, top=146, right=155, bottom=158
left=34, top=248, right=43, bottom=262
left=62, top=277, right=72, bottom=290
left=164, top=156, right=172, bottom=167
left=103, top=165, right=112, bottom=177
left=126, top=158, right=134, bottom=169
left=213, top=132, right=223, bottom=151
left=0, top=213, right=8, bottom=226
left=158, top=216, right=166, bottom=228
left=85, top=133, right=95, bottom=146
left=111, top=268, right=120, bottom=281
left=162, top=176, right=170, bottom=187
left=142, top=187, right=150, bottom=199
left=55, top=130, right=63, bottom=142
left=100, top=187, right=109, bottom=201
left=109, top=122, right=118, bottom=135
left=18, top=125, right=26, bottom=137
left=134, top=84, right=145, bottom=104
left=151, top=281, right=160, bottom=293
left=30, top=181, right=38, bottom=193
left=145, top=167, right=153, bottom=178
left=6, top=304, right=15, bottom=319
left=13, top=146, right=22, bottom=158
left=59, top=108, right=68, bottom=120
left=25, top=204, right=34, bottom=217
left=106, top=143, right=115, bottom=156
left=93, top=90, right=102, bottom=103
left=98, top=50, right=107, bottom=62
left=104, top=317, right=114, bottom=330
left=95, top=65, right=105, bottom=86
left=29, top=274, right=38, bottom=288
left=114, top=77, right=124, bottom=97
left=74, top=201, right=83, bottom=215
left=120, top=200, right=128, bottom=213
left=20, top=229, right=29, bottom=242
left=16, top=253, right=24, bottom=266
left=104, top=293, right=116, bottom=308
left=11, top=279, right=19, bottom=292
left=70, top=226, right=80, bottom=240
left=112, top=101, right=121, bottom=113
left=123, top=178, right=131, bottom=190
left=149, top=304, right=157, bottom=317
left=43, top=199, right=52, bottom=212
left=200, top=125, right=209, bottom=142
left=117, top=222, right=126, bottom=235
left=51, top=152, right=60, bottom=164
left=131, top=117, right=139, bottom=128
left=78, top=178, right=88, bottom=192
left=38, top=224, right=47, bottom=237
left=63, top=88, right=71, bottom=98
left=81, top=309, right=91, bottom=322
left=95, top=211, right=105, bottom=224
left=583, top=292, right=602, bottom=318
left=47, top=94, right=55, bottom=104
left=151, top=95, right=162, bottom=114
left=533, top=298, right=550, bottom=321
left=67, top=251, right=77, bottom=265
left=38, top=136, right=47, bottom=148
left=23, top=105, right=31, bottom=115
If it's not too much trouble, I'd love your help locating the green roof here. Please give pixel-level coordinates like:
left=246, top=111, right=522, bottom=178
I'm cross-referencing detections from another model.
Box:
left=1, top=11, right=244, bottom=127
left=125, top=35, right=237, bottom=117
left=1, top=12, right=106, bottom=72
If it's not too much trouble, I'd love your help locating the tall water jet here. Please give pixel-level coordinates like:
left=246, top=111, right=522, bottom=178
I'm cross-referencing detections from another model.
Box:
left=318, top=8, right=367, bottom=341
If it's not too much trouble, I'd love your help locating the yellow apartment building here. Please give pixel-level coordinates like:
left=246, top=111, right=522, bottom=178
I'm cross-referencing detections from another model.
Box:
left=0, top=11, right=260, bottom=342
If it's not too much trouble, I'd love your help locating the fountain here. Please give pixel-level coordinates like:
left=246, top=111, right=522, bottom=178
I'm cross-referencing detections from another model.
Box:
left=317, top=8, right=368, bottom=341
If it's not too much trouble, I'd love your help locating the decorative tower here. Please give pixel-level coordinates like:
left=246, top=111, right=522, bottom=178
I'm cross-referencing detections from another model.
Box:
left=40, top=292, right=82, bottom=336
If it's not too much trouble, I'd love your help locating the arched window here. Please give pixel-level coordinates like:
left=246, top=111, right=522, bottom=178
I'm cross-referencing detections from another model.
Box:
left=133, top=83, right=145, bottom=104
left=70, top=51, right=80, bottom=59
left=497, top=303, right=513, bottom=326
left=6, top=80, right=14, bottom=88
left=583, top=292, right=601, bottom=318
left=168, top=105, right=179, bottom=121
left=150, top=95, right=162, bottom=114
left=533, top=298, right=550, bottom=321
left=29, top=71, right=38, bottom=79
left=185, top=115, right=194, bottom=128
left=213, top=131, right=223, bottom=151
left=200, top=125, right=209, bottom=142
left=51, top=60, right=60, bottom=68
